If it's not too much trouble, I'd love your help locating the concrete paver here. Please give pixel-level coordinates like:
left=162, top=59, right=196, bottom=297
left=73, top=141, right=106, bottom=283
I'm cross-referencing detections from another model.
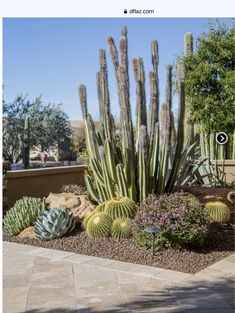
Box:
left=3, top=242, right=235, bottom=313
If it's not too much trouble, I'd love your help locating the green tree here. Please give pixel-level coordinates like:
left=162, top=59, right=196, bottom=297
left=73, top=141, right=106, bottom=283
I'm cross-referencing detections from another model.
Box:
left=183, top=22, right=235, bottom=134
left=3, top=95, right=72, bottom=162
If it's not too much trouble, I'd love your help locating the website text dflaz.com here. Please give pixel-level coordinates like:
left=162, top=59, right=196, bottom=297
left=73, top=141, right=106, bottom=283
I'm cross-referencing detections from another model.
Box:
left=124, top=9, right=155, bottom=14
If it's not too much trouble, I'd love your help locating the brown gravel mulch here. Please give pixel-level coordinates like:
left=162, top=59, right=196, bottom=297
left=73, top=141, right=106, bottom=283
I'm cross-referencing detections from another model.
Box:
left=3, top=222, right=234, bottom=274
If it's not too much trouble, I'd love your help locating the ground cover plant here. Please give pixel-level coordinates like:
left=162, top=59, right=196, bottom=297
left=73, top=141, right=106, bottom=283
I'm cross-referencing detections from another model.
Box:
left=133, top=193, right=211, bottom=249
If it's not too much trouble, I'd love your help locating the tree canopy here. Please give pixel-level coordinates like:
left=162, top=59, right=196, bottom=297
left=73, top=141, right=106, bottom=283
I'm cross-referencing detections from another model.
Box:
left=3, top=96, right=72, bottom=162
left=183, top=22, right=235, bottom=134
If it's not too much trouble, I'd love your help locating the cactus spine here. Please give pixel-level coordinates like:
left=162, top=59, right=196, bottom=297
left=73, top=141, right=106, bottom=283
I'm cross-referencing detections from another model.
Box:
left=79, top=27, right=186, bottom=202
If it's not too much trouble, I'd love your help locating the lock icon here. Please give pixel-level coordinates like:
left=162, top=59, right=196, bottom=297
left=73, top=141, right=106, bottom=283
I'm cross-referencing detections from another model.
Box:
left=124, top=9, right=127, bottom=14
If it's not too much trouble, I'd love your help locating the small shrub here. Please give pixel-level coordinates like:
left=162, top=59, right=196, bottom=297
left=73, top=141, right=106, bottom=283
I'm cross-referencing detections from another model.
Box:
left=205, top=201, right=230, bottom=223
left=133, top=193, right=211, bottom=249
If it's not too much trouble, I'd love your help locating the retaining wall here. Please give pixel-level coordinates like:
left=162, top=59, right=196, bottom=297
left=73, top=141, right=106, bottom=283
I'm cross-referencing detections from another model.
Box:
left=5, top=165, right=87, bottom=208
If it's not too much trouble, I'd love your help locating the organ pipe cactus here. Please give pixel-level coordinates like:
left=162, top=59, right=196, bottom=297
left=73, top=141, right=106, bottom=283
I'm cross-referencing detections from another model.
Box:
left=184, top=32, right=194, bottom=147
left=78, top=27, right=186, bottom=203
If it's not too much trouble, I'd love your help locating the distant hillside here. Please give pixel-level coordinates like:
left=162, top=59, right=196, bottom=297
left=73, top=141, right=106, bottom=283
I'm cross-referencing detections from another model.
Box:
left=69, top=120, right=84, bottom=130
left=69, top=120, right=99, bottom=131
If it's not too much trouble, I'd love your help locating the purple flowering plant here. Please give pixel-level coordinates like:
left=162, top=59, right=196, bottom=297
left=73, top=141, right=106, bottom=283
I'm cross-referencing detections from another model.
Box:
left=133, top=193, right=211, bottom=249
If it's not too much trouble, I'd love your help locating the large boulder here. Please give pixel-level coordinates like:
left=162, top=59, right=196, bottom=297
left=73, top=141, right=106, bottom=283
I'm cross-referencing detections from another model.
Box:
left=46, top=192, right=96, bottom=221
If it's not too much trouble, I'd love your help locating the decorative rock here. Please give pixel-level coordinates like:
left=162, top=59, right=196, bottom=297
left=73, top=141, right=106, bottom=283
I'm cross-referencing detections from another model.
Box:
left=46, top=193, right=96, bottom=222
left=18, top=226, right=36, bottom=239
left=203, top=195, right=223, bottom=201
left=227, top=191, right=235, bottom=203
left=46, top=192, right=81, bottom=210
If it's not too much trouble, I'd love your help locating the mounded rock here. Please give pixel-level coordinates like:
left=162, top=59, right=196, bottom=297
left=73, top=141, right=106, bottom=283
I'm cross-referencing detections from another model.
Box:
left=18, top=226, right=36, bottom=239
left=47, top=192, right=81, bottom=210
left=46, top=192, right=96, bottom=221
left=203, top=195, right=223, bottom=201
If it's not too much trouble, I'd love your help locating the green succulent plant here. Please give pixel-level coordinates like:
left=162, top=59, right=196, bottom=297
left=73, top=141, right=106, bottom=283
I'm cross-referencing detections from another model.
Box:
left=105, top=196, right=137, bottom=219
left=79, top=27, right=190, bottom=204
left=111, top=218, right=132, bottom=240
left=205, top=201, right=230, bottom=223
left=95, top=202, right=107, bottom=212
left=86, top=212, right=112, bottom=238
left=34, top=208, right=76, bottom=240
left=82, top=211, right=96, bottom=230
left=3, top=197, right=46, bottom=235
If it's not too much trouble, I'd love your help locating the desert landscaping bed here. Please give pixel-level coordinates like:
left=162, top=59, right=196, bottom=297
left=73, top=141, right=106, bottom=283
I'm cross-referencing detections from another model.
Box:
left=3, top=221, right=234, bottom=274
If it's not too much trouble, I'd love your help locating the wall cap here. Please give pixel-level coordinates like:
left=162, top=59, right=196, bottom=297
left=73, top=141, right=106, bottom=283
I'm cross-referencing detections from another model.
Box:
left=5, top=165, right=87, bottom=179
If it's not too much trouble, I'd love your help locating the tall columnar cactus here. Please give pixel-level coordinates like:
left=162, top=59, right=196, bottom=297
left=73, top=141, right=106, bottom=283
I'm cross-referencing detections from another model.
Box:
left=184, top=32, right=194, bottom=147
left=78, top=27, right=186, bottom=203
left=23, top=115, right=30, bottom=169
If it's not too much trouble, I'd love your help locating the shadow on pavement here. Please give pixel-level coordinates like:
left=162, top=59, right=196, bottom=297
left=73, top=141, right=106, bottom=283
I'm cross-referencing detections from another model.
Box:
left=23, top=277, right=234, bottom=313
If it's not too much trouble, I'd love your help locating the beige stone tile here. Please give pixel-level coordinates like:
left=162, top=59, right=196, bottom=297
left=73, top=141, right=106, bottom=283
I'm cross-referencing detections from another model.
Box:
left=153, top=269, right=191, bottom=285
left=3, top=241, right=37, bottom=253
left=3, top=272, right=33, bottom=288
left=77, top=294, right=130, bottom=311
left=27, top=247, right=74, bottom=259
left=80, top=255, right=114, bottom=268
left=73, top=263, right=121, bottom=298
left=208, top=260, right=235, bottom=275
left=3, top=302, right=28, bottom=313
left=26, top=285, right=76, bottom=308
left=3, top=253, right=36, bottom=277
left=33, top=256, right=74, bottom=274
left=60, top=253, right=92, bottom=264
left=3, top=286, right=30, bottom=313
left=102, top=258, right=165, bottom=277
left=223, top=254, right=235, bottom=264
left=196, top=267, right=233, bottom=280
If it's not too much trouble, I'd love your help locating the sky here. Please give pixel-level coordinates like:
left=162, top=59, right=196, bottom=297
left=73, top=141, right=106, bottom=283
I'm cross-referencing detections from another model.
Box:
left=3, top=18, right=233, bottom=121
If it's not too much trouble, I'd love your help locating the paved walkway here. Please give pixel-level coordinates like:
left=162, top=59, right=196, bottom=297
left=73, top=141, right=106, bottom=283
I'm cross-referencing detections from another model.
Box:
left=3, top=242, right=235, bottom=313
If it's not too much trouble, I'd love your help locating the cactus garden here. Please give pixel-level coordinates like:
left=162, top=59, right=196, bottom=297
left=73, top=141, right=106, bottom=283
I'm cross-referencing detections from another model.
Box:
left=3, top=22, right=235, bottom=274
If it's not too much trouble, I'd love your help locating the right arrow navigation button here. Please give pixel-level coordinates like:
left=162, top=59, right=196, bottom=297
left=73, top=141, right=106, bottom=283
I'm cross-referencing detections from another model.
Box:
left=216, top=132, right=228, bottom=145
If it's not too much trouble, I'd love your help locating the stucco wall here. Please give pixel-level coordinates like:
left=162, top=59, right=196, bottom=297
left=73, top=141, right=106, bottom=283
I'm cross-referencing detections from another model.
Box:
left=5, top=165, right=87, bottom=208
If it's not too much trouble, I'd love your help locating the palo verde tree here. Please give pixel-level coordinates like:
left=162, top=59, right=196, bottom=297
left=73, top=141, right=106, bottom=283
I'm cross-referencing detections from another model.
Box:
left=183, top=22, right=235, bottom=135
left=3, top=95, right=72, bottom=163
left=184, top=22, right=235, bottom=158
